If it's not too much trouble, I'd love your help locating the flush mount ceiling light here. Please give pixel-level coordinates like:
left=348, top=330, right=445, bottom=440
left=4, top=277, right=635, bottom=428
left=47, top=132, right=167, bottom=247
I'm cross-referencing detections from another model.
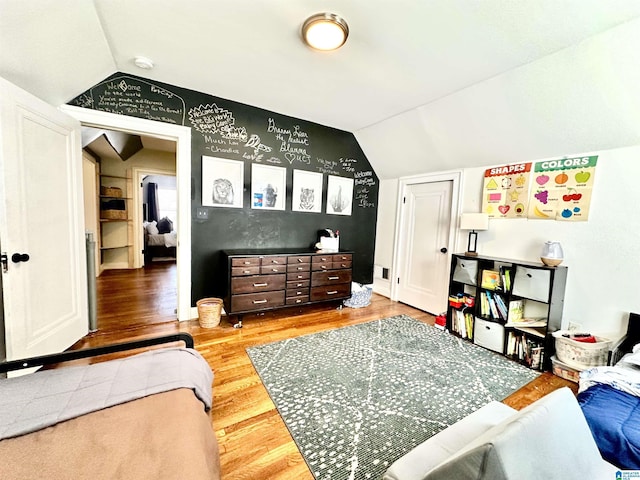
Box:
left=133, top=56, right=154, bottom=69
left=302, top=13, right=349, bottom=51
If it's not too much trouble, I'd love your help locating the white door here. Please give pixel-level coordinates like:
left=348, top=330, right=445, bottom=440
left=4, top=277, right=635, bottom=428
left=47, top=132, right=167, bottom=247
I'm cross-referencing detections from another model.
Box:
left=396, top=181, right=453, bottom=314
left=0, top=77, right=88, bottom=362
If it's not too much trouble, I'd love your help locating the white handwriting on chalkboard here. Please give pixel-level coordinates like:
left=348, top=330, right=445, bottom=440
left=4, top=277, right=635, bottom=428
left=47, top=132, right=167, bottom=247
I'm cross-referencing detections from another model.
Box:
left=355, top=187, right=375, bottom=208
left=266, top=157, right=283, bottom=164
left=242, top=152, right=264, bottom=162
left=245, top=134, right=273, bottom=155
left=207, top=145, right=240, bottom=155
left=267, top=118, right=311, bottom=164
left=340, top=157, right=358, bottom=173
left=189, top=104, right=248, bottom=141
left=355, top=171, right=376, bottom=187
left=316, top=158, right=340, bottom=175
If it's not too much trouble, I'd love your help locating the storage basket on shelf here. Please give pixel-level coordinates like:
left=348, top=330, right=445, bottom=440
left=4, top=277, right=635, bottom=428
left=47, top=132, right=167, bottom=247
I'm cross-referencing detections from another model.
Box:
left=552, top=331, right=610, bottom=369
left=100, top=209, right=127, bottom=220
left=100, top=186, right=123, bottom=197
left=196, top=298, right=223, bottom=328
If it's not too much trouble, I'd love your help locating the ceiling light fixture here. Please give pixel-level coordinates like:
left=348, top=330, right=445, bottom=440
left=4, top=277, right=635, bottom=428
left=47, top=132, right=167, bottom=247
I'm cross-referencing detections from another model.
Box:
left=133, top=56, right=154, bottom=69
left=302, top=13, right=349, bottom=51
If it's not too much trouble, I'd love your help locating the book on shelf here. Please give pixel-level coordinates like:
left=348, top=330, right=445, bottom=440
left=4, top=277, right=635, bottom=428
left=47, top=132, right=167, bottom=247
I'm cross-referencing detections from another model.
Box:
left=506, top=332, right=544, bottom=370
left=501, top=267, right=511, bottom=292
left=481, top=270, right=501, bottom=290
left=507, top=300, right=524, bottom=322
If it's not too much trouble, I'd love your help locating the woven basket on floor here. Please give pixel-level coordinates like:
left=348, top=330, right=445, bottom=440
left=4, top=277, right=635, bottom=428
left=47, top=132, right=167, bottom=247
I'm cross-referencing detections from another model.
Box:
left=196, top=298, right=223, bottom=328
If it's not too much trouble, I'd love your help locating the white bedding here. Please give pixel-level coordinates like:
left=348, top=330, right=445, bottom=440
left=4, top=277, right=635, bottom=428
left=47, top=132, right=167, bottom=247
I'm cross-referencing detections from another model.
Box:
left=579, top=353, right=640, bottom=396
left=147, top=231, right=177, bottom=248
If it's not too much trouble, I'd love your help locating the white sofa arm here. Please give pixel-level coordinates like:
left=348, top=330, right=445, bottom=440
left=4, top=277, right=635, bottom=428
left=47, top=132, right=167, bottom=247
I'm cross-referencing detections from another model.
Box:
left=383, top=401, right=516, bottom=480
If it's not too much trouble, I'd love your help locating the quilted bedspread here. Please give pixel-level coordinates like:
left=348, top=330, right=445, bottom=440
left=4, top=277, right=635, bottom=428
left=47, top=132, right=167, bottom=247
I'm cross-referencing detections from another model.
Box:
left=0, top=347, right=213, bottom=440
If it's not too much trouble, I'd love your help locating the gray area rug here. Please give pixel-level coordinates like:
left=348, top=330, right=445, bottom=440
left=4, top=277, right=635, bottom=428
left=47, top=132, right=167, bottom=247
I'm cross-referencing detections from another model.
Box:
left=247, top=314, right=539, bottom=480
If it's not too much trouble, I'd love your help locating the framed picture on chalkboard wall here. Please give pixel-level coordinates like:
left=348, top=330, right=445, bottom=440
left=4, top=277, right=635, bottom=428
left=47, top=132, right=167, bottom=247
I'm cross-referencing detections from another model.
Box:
left=326, top=175, right=354, bottom=216
left=251, top=164, right=285, bottom=210
left=202, top=156, right=244, bottom=208
left=292, top=170, right=323, bottom=213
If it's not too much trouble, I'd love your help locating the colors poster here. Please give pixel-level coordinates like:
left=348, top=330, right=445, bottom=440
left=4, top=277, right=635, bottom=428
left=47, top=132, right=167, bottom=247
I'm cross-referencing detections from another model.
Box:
left=482, top=163, right=531, bottom=218
left=528, top=155, right=598, bottom=221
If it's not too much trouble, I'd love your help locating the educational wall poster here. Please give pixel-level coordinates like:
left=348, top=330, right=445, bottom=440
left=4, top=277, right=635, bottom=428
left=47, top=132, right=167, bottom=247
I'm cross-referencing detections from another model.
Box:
left=482, top=163, right=532, bottom=218
left=527, top=155, right=598, bottom=221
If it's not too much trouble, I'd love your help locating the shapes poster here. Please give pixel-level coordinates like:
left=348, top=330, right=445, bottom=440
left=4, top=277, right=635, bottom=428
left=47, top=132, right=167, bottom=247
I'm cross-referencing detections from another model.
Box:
left=528, top=156, right=598, bottom=221
left=482, top=163, right=531, bottom=218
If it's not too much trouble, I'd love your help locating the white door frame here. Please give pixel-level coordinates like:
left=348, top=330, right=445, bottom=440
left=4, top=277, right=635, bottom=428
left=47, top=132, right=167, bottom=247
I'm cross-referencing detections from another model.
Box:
left=59, top=105, right=193, bottom=322
left=390, top=170, right=463, bottom=302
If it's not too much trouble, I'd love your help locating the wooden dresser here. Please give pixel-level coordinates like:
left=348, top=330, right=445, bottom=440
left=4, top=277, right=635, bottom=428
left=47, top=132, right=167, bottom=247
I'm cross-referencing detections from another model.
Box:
left=222, top=249, right=353, bottom=328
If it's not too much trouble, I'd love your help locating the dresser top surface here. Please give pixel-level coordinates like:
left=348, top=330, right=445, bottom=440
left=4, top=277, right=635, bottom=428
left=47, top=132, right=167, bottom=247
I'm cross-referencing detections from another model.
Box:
left=223, top=248, right=352, bottom=257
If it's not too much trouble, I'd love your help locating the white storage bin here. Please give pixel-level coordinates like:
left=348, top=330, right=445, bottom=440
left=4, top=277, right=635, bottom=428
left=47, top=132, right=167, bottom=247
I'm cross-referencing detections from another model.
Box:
left=511, top=267, right=550, bottom=302
left=474, top=318, right=505, bottom=353
left=552, top=331, right=610, bottom=369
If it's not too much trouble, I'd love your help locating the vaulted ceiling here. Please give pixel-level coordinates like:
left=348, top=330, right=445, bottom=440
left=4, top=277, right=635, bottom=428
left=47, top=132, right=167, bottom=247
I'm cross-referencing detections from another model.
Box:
left=2, top=0, right=640, bottom=178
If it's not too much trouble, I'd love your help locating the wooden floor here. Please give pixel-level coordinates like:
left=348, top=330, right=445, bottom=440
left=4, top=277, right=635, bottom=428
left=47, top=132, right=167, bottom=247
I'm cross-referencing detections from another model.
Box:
left=78, top=267, right=576, bottom=480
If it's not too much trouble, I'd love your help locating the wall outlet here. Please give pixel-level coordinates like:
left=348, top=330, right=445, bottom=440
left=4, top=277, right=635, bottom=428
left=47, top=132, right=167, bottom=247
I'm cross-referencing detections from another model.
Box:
left=196, top=208, right=208, bottom=220
left=568, top=321, right=582, bottom=332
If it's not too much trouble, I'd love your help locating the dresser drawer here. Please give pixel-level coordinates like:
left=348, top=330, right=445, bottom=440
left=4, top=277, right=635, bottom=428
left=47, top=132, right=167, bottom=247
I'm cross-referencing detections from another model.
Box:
left=287, top=271, right=310, bottom=281
left=312, top=262, right=332, bottom=271
left=286, top=288, right=308, bottom=298
left=261, top=256, right=286, bottom=266
left=287, top=255, right=311, bottom=265
left=260, top=265, right=287, bottom=274
left=231, top=274, right=286, bottom=294
left=312, top=254, right=333, bottom=264
left=310, top=283, right=351, bottom=302
left=287, top=279, right=310, bottom=289
left=231, top=290, right=285, bottom=313
left=333, top=254, right=352, bottom=262
left=311, top=270, right=352, bottom=286
left=286, top=296, right=310, bottom=306
left=287, top=263, right=310, bottom=273
left=332, top=261, right=352, bottom=270
left=231, top=257, right=260, bottom=267
left=231, top=266, right=261, bottom=276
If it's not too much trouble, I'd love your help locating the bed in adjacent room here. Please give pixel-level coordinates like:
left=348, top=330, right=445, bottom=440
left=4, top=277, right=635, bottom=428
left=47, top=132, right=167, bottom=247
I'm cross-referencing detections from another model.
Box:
left=144, top=217, right=177, bottom=263
left=578, top=312, right=640, bottom=470
left=0, top=334, right=220, bottom=480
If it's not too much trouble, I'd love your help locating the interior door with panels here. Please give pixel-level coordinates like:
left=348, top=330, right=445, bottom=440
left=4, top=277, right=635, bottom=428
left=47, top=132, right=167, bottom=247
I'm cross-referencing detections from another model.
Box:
left=0, top=77, right=88, bottom=365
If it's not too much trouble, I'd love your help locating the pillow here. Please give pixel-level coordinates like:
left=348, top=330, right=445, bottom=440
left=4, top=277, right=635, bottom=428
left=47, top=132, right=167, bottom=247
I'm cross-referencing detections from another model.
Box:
left=146, top=221, right=159, bottom=235
left=157, top=217, right=173, bottom=234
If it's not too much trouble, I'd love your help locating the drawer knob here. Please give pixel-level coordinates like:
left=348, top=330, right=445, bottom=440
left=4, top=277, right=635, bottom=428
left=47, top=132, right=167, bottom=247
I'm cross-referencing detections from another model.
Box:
left=327, top=290, right=338, bottom=295
left=272, top=268, right=278, bottom=272
left=321, top=266, right=327, bottom=270
left=297, top=258, right=303, bottom=263
left=297, top=275, right=303, bottom=279
left=244, top=261, right=251, bottom=265
left=328, top=276, right=339, bottom=280
left=253, top=299, right=268, bottom=304
left=296, top=299, right=302, bottom=303
left=253, top=283, right=268, bottom=287
left=272, top=260, right=279, bottom=264
left=243, top=270, right=251, bottom=274
left=297, top=267, right=304, bottom=270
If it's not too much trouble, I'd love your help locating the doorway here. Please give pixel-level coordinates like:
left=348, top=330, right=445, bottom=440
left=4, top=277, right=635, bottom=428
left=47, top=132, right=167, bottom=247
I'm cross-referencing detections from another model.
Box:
left=61, top=105, right=193, bottom=322
left=392, top=171, right=462, bottom=314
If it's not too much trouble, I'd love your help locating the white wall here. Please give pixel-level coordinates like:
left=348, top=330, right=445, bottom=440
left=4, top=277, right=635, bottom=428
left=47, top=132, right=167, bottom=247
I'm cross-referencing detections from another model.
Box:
left=376, top=144, right=640, bottom=338
left=372, top=179, right=399, bottom=296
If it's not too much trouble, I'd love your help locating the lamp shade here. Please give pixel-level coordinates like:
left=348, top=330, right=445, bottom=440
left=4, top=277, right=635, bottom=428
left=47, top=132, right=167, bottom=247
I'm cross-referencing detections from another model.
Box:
left=460, top=213, right=489, bottom=231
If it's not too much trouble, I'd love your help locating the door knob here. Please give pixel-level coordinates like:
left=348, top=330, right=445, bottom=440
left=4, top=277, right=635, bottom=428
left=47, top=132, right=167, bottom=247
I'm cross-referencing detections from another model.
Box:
left=11, top=253, right=30, bottom=263
left=440, top=247, right=448, bottom=253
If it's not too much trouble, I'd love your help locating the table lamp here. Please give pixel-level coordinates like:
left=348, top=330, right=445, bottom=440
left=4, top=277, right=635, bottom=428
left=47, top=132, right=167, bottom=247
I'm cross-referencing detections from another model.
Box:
left=460, top=213, right=489, bottom=257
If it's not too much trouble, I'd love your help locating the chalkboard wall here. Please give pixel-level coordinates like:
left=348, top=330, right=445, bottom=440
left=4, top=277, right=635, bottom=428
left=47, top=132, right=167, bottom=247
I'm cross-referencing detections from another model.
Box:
left=70, top=73, right=379, bottom=303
